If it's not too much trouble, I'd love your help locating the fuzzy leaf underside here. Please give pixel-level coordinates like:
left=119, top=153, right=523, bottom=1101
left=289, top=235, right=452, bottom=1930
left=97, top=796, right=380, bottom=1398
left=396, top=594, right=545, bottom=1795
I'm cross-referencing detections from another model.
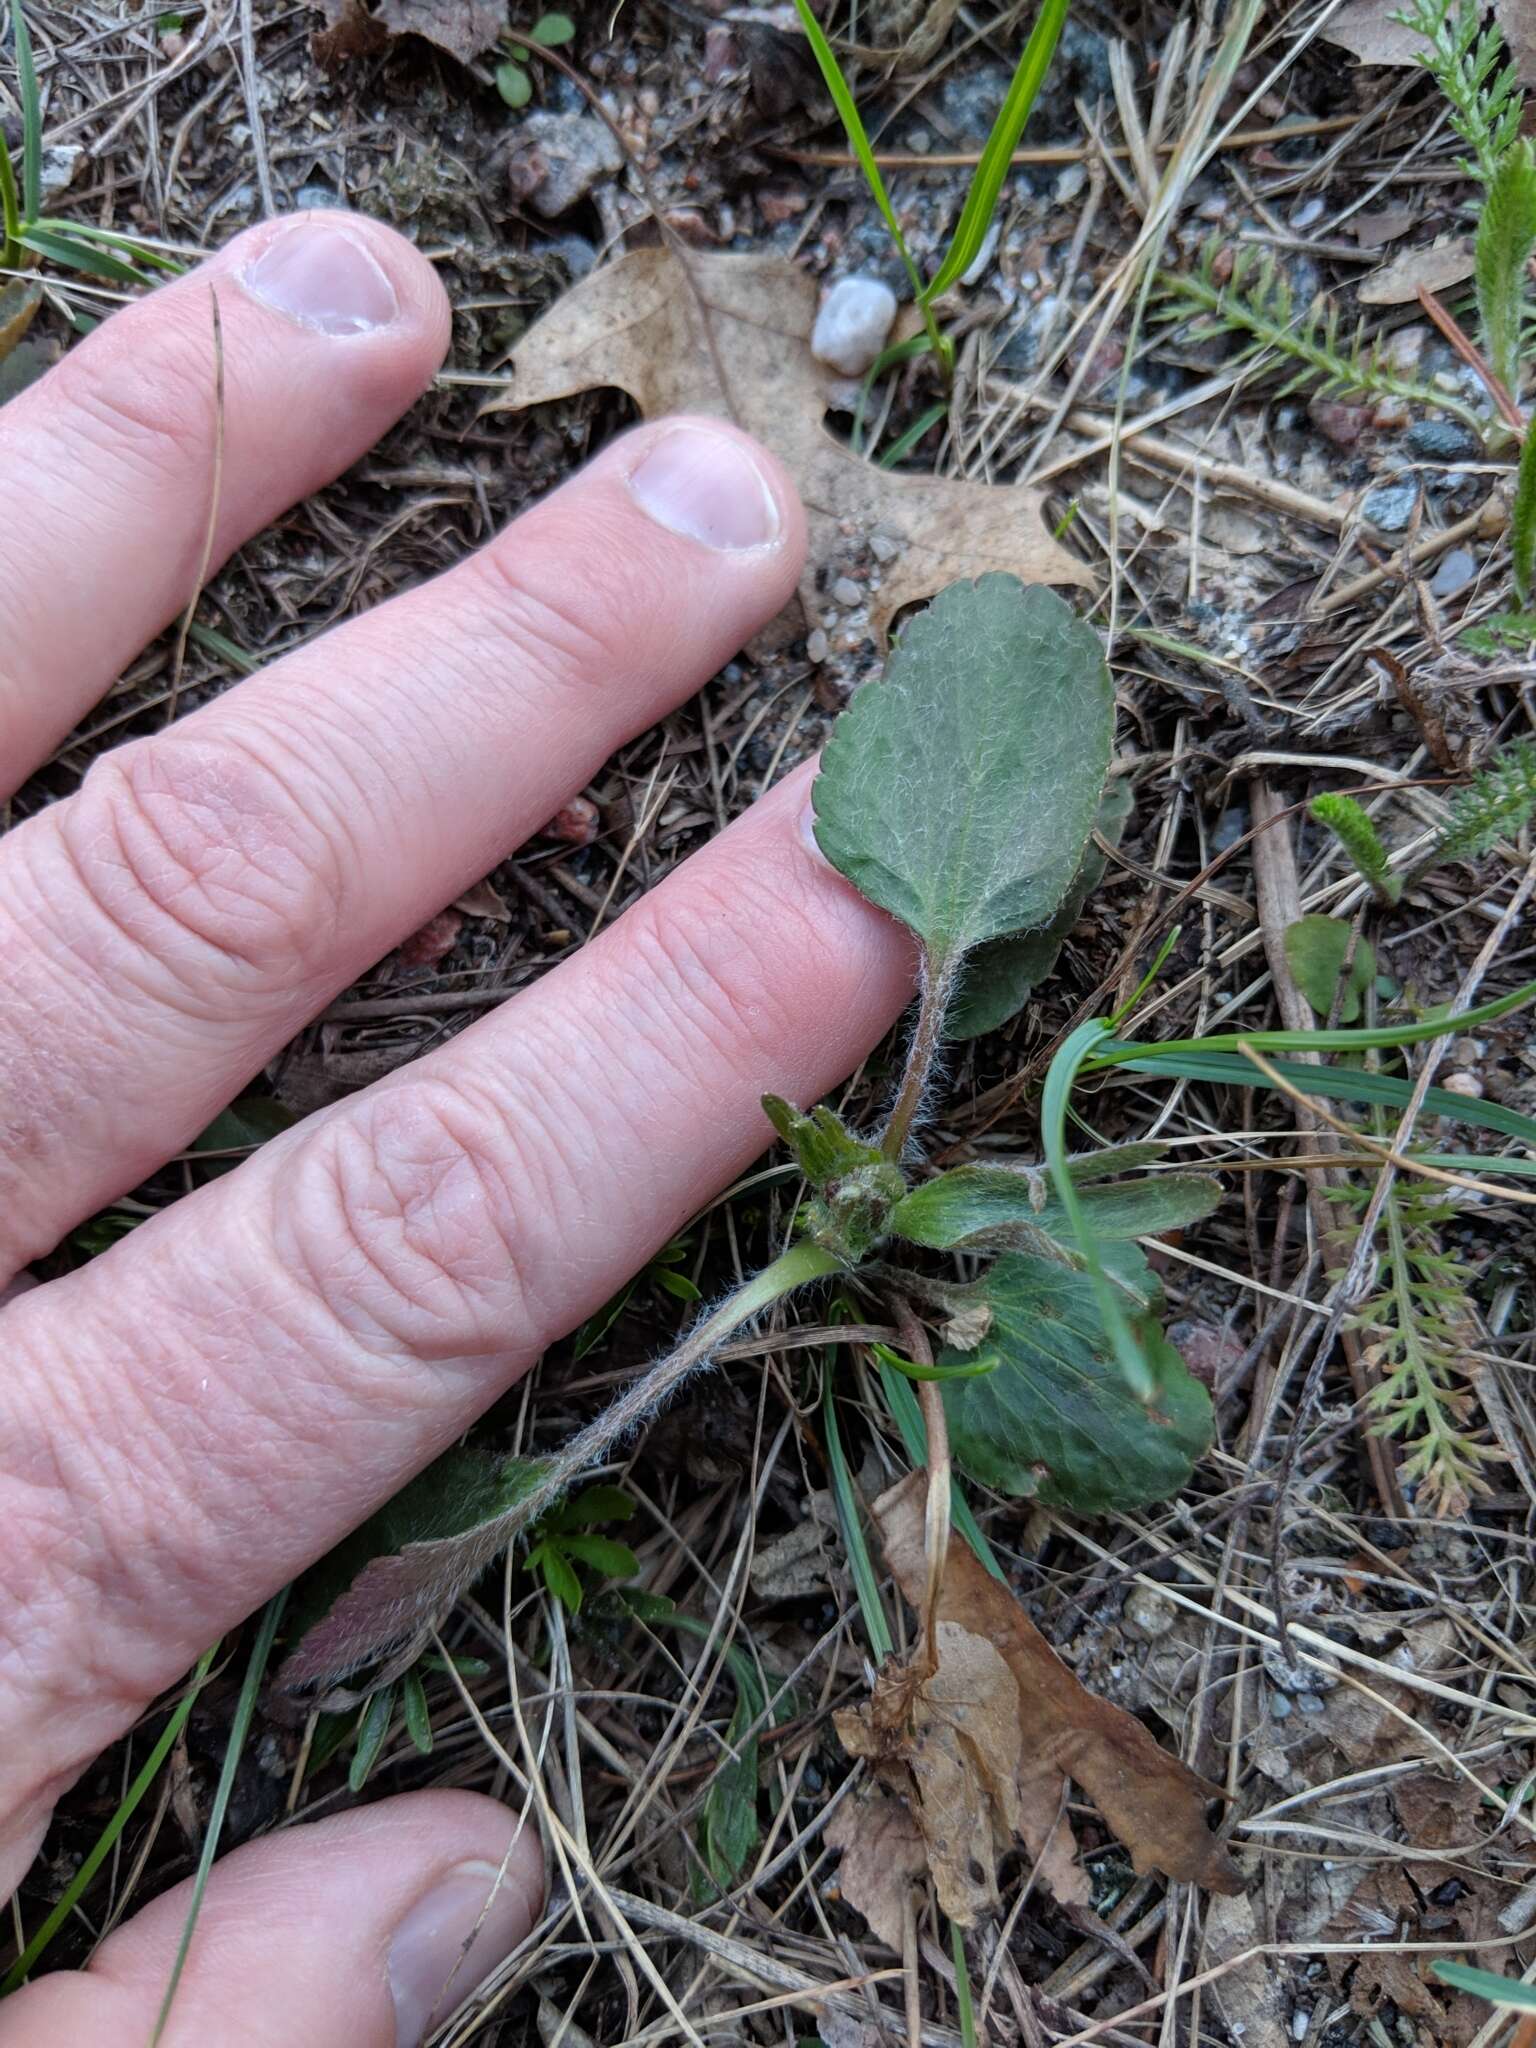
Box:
left=890, top=1165, right=1221, bottom=1253
left=941, top=1250, right=1212, bottom=1512
left=948, top=777, right=1133, bottom=1039
left=278, top=1449, right=551, bottom=1692
left=811, top=576, right=1114, bottom=968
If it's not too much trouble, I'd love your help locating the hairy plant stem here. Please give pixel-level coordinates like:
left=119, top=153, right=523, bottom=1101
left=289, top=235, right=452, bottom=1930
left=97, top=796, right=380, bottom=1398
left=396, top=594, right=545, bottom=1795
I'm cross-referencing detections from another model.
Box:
left=507, top=1241, right=844, bottom=1535
left=881, top=950, right=960, bottom=1160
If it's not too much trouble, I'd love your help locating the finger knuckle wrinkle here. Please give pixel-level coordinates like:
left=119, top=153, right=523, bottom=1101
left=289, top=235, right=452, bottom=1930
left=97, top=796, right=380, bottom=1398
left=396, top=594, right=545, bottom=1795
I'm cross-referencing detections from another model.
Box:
left=473, top=540, right=630, bottom=693
left=283, top=1078, right=543, bottom=1358
left=59, top=334, right=211, bottom=488
left=63, top=733, right=345, bottom=992
left=625, top=875, right=802, bottom=1079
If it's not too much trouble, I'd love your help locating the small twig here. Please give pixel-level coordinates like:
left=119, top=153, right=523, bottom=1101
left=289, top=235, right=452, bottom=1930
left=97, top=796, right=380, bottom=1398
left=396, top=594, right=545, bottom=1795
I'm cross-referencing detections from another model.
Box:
left=237, top=0, right=275, bottom=218
left=1416, top=283, right=1524, bottom=435
left=772, top=112, right=1360, bottom=172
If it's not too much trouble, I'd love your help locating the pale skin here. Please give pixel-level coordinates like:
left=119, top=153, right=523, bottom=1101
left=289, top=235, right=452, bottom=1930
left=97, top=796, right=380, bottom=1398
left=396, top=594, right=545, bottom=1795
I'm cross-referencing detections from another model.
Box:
left=0, top=214, right=914, bottom=2046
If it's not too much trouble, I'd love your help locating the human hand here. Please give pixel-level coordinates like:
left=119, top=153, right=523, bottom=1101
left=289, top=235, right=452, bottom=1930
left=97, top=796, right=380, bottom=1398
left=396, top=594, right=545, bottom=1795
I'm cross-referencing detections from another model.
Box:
left=0, top=213, right=912, bottom=2045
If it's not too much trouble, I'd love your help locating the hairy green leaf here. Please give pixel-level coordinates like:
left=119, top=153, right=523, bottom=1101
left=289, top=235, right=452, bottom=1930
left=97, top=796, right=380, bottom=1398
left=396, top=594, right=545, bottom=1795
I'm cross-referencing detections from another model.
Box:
left=941, top=1251, right=1212, bottom=1512
left=948, top=777, right=1133, bottom=1038
left=278, top=1449, right=551, bottom=1694
left=1475, top=138, right=1536, bottom=396
left=537, top=1544, right=583, bottom=1611
left=700, top=1671, right=763, bottom=1893
left=762, top=1094, right=882, bottom=1186
left=348, top=1683, right=395, bottom=1792
left=556, top=1532, right=639, bottom=1579
left=891, top=1163, right=1221, bottom=1253
left=401, top=1667, right=433, bottom=1754
left=1283, top=915, right=1376, bottom=1022
left=811, top=576, right=1113, bottom=972
left=1061, top=1140, right=1170, bottom=1182
left=549, top=1484, right=636, bottom=1529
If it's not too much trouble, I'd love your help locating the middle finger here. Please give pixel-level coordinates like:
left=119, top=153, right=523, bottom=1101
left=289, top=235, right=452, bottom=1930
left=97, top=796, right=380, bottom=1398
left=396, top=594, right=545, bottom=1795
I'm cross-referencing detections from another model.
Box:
left=0, top=415, right=802, bottom=1279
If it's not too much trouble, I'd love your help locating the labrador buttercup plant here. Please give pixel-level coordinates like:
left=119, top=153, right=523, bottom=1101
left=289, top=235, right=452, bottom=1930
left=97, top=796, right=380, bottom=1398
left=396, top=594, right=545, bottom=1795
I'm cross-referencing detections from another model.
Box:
left=276, top=574, right=1224, bottom=1705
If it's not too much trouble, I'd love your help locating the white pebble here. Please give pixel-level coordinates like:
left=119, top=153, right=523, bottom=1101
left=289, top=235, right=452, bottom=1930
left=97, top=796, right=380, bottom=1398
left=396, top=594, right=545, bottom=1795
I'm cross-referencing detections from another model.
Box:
left=832, top=575, right=862, bottom=607
left=811, top=275, right=898, bottom=377
left=1443, top=1071, right=1485, bottom=1098
left=806, top=628, right=829, bottom=662
left=869, top=531, right=901, bottom=562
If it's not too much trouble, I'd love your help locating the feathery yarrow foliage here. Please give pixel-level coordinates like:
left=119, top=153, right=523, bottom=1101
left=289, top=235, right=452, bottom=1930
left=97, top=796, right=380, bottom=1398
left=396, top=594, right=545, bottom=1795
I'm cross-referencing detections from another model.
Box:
left=1437, top=738, right=1536, bottom=858
left=1339, top=1177, right=1495, bottom=1518
left=1158, top=247, right=1488, bottom=440
left=1394, top=0, right=1523, bottom=182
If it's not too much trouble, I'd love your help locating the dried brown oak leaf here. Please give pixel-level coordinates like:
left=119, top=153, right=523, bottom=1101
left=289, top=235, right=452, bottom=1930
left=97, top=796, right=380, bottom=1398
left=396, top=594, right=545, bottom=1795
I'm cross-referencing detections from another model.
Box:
left=1320, top=0, right=1428, bottom=65
left=824, top=1785, right=928, bottom=1951
left=843, top=1472, right=1243, bottom=1912
left=487, top=247, right=1091, bottom=643
left=1496, top=0, right=1536, bottom=90
left=311, top=0, right=504, bottom=66
left=1358, top=236, right=1476, bottom=307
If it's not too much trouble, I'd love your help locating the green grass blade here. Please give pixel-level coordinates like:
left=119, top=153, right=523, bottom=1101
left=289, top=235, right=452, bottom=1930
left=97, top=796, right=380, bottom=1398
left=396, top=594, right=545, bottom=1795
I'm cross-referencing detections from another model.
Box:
left=347, top=1680, right=397, bottom=1791
left=0, top=1647, right=218, bottom=1996
left=851, top=330, right=931, bottom=454
left=0, top=130, right=20, bottom=263
left=10, top=0, right=41, bottom=226
left=788, top=0, right=920, bottom=298
left=1043, top=1019, right=1156, bottom=1401
left=147, top=1591, right=287, bottom=2047
left=47, top=220, right=185, bottom=273
left=18, top=222, right=153, bottom=287
left=924, top=0, right=1070, bottom=303
left=787, top=0, right=949, bottom=369
left=1512, top=423, right=1536, bottom=604
left=823, top=1375, right=895, bottom=1660
left=1088, top=978, right=1536, bottom=1065
left=186, top=621, right=260, bottom=674
left=952, top=1918, right=980, bottom=2047
left=1431, top=1961, right=1536, bottom=2011
left=878, top=399, right=948, bottom=467
left=1104, top=1048, right=1536, bottom=1146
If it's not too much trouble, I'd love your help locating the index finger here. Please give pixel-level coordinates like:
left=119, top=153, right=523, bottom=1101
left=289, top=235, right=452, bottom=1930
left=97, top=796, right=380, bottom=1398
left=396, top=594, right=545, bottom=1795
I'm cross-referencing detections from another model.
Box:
left=0, top=766, right=912, bottom=1886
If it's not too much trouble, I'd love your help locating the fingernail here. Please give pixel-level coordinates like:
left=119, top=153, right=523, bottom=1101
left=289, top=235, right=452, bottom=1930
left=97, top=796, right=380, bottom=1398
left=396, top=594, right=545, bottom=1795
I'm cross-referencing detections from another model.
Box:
left=627, top=424, right=782, bottom=550
left=387, top=1859, right=533, bottom=2048
left=242, top=223, right=398, bottom=336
